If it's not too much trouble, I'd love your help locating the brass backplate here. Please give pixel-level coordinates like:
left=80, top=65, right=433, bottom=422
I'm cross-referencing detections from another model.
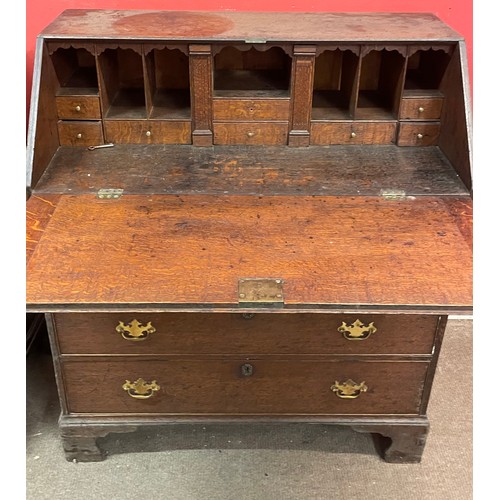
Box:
left=238, top=278, right=284, bottom=306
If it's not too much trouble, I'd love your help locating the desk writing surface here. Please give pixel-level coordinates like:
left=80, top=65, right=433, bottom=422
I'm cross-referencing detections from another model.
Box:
left=26, top=194, right=472, bottom=312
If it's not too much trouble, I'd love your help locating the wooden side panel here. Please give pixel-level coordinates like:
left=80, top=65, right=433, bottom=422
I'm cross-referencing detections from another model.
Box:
left=438, top=42, right=472, bottom=191
left=27, top=39, right=61, bottom=190
left=26, top=194, right=62, bottom=263
left=62, top=358, right=429, bottom=415
left=26, top=195, right=473, bottom=309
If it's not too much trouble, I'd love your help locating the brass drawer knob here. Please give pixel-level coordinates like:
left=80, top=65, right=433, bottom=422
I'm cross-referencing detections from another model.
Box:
left=350, top=132, right=357, bottom=138
left=338, top=319, right=377, bottom=340
left=241, top=363, right=254, bottom=376
left=75, top=105, right=81, bottom=112
left=146, top=130, right=152, bottom=137
left=417, top=133, right=424, bottom=139
left=122, top=378, right=160, bottom=399
left=418, top=106, right=425, bottom=113
left=76, top=133, right=82, bottom=139
left=331, top=379, right=368, bottom=399
left=247, top=131, right=255, bottom=138
left=116, top=319, right=156, bottom=341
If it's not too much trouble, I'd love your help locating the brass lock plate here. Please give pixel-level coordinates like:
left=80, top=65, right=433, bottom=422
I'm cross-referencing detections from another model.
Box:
left=238, top=278, right=284, bottom=307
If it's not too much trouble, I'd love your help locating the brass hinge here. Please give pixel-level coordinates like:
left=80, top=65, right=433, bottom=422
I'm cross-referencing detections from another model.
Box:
left=97, top=188, right=123, bottom=199
left=380, top=189, right=406, bottom=201
left=238, top=278, right=284, bottom=307
left=244, top=39, right=267, bottom=44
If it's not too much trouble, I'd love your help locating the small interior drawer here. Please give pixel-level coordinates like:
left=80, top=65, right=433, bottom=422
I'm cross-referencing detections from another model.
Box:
left=54, top=313, right=439, bottom=355
left=56, top=96, right=101, bottom=120
left=311, top=121, right=396, bottom=145
left=213, top=122, right=288, bottom=145
left=103, top=120, right=192, bottom=144
left=397, top=122, right=441, bottom=146
left=57, top=120, right=103, bottom=146
left=62, top=357, right=429, bottom=415
left=213, top=98, right=290, bottom=121
left=399, top=97, right=443, bottom=120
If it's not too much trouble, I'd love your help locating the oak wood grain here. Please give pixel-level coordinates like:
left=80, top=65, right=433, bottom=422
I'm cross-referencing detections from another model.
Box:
left=32, top=145, right=469, bottom=197
left=56, top=96, right=101, bottom=120
left=399, top=97, right=443, bottom=120
left=58, top=120, right=104, bottom=146
left=397, top=123, right=440, bottom=147
left=40, top=11, right=463, bottom=42
left=61, top=357, right=429, bottom=415
left=213, top=98, right=289, bottom=121
left=26, top=195, right=472, bottom=310
left=26, top=194, right=62, bottom=263
left=54, top=312, right=439, bottom=355
left=311, top=121, right=396, bottom=145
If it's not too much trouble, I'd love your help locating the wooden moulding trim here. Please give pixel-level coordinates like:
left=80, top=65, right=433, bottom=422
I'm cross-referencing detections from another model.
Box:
left=59, top=415, right=429, bottom=425
left=46, top=41, right=96, bottom=55
left=189, top=44, right=212, bottom=55
left=95, top=43, right=143, bottom=55
left=25, top=303, right=474, bottom=315
left=143, top=44, right=189, bottom=56
left=361, top=45, right=407, bottom=57
left=316, top=45, right=361, bottom=56
left=407, top=44, right=455, bottom=58
left=212, top=43, right=293, bottom=57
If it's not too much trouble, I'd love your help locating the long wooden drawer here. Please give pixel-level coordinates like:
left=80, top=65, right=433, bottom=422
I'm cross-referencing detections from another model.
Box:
left=104, top=120, right=191, bottom=144
left=397, top=122, right=441, bottom=146
left=310, top=121, right=396, bottom=145
left=213, top=98, right=290, bottom=121
left=62, top=358, right=429, bottom=415
left=399, top=97, right=443, bottom=121
left=213, top=122, right=288, bottom=145
left=57, top=120, right=103, bottom=146
left=56, top=96, right=101, bottom=120
left=54, top=313, right=439, bottom=355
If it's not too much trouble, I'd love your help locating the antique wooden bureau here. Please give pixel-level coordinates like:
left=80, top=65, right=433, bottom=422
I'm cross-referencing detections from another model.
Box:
left=26, top=10, right=472, bottom=463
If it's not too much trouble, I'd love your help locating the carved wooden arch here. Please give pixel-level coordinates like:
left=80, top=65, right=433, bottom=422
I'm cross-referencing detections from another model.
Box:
left=46, top=41, right=96, bottom=56
left=212, top=43, right=293, bottom=58
left=143, top=44, right=189, bottom=56
left=315, top=45, right=361, bottom=57
left=407, top=44, right=454, bottom=58
left=360, top=45, right=407, bottom=58
left=95, top=43, right=142, bottom=56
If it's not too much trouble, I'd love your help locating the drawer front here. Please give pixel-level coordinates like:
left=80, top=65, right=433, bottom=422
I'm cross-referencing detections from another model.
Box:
left=104, top=120, right=192, bottom=144
left=397, top=122, right=441, bottom=146
left=54, top=313, right=438, bottom=355
left=311, top=122, right=396, bottom=145
left=213, top=99, right=290, bottom=121
left=57, top=120, right=103, bottom=146
left=399, top=98, right=443, bottom=120
left=56, top=96, right=101, bottom=120
left=62, top=358, right=429, bottom=415
left=213, top=122, right=288, bottom=145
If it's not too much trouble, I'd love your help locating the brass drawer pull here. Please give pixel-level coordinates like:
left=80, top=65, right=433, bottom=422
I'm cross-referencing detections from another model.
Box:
left=241, top=363, right=254, bottom=376
left=417, top=133, right=424, bottom=139
left=122, top=378, right=160, bottom=399
left=331, top=379, right=368, bottom=399
left=115, top=319, right=156, bottom=341
left=75, top=105, right=81, bottom=112
left=338, top=319, right=377, bottom=340
left=418, top=106, right=425, bottom=113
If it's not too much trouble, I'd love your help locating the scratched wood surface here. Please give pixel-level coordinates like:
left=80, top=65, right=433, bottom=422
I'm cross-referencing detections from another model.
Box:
left=33, top=145, right=468, bottom=196
left=40, top=11, right=462, bottom=42
left=26, top=194, right=62, bottom=263
left=26, top=194, right=472, bottom=309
